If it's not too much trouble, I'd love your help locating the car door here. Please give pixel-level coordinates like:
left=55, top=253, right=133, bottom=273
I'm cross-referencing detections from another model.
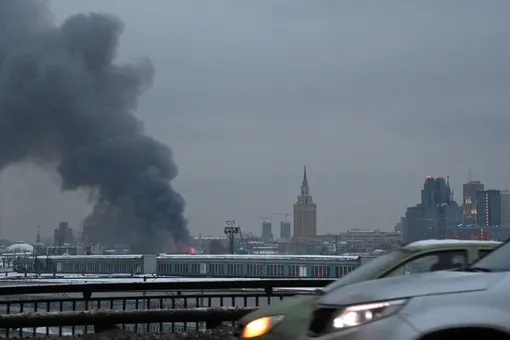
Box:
left=381, top=249, right=468, bottom=278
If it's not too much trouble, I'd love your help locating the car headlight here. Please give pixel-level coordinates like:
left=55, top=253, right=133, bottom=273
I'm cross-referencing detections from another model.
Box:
left=332, top=299, right=407, bottom=330
left=240, top=315, right=285, bottom=338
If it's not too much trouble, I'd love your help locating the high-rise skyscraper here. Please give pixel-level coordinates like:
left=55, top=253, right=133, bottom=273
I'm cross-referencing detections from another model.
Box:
left=293, top=166, right=317, bottom=239
left=404, top=176, right=462, bottom=243
left=501, top=190, right=510, bottom=226
left=462, top=168, right=484, bottom=226
left=53, top=222, right=74, bottom=247
left=280, top=221, right=291, bottom=239
left=421, top=176, right=452, bottom=208
left=476, top=189, right=510, bottom=226
left=261, top=219, right=272, bottom=239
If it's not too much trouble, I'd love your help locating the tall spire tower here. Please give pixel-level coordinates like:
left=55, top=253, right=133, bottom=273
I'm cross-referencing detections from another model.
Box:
left=36, top=226, right=41, bottom=244
left=447, top=176, right=454, bottom=202
left=293, top=166, right=317, bottom=239
left=300, top=166, right=311, bottom=201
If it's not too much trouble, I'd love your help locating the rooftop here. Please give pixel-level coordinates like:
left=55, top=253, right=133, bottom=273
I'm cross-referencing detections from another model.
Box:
left=157, top=254, right=360, bottom=261
left=404, top=239, right=501, bottom=251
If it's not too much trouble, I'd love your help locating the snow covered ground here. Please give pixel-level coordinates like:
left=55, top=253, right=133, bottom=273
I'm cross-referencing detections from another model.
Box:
left=10, top=327, right=233, bottom=339
left=0, top=274, right=304, bottom=285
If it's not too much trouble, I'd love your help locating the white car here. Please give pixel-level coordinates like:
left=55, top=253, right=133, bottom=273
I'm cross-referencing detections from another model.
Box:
left=302, top=240, right=510, bottom=340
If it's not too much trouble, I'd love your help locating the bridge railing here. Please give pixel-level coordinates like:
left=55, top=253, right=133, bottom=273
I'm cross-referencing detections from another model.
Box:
left=0, top=278, right=333, bottom=337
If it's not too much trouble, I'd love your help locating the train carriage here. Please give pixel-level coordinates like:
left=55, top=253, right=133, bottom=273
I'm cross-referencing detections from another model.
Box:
left=156, top=254, right=365, bottom=278
left=14, top=254, right=372, bottom=278
left=14, top=255, right=157, bottom=275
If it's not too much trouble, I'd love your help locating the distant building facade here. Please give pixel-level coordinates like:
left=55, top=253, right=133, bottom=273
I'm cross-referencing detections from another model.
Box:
left=394, top=217, right=405, bottom=233
left=53, top=222, right=74, bottom=247
left=462, top=180, right=484, bottom=225
left=447, top=224, right=510, bottom=242
left=280, top=221, right=291, bottom=239
left=477, top=189, right=510, bottom=226
left=315, top=229, right=402, bottom=249
left=261, top=220, right=273, bottom=239
left=502, top=190, right=510, bottom=226
left=403, top=176, right=462, bottom=243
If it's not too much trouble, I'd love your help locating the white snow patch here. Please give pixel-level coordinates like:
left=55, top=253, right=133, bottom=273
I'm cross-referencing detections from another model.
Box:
left=32, top=255, right=144, bottom=260
left=2, top=277, right=279, bottom=284
left=157, top=254, right=359, bottom=261
left=406, top=239, right=501, bottom=248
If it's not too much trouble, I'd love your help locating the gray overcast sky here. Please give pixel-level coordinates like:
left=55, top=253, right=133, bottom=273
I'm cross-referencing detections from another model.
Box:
left=1, top=0, right=510, bottom=241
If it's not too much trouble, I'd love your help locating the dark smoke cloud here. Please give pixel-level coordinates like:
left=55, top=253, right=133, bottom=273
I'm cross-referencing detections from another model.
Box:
left=0, top=0, right=189, bottom=253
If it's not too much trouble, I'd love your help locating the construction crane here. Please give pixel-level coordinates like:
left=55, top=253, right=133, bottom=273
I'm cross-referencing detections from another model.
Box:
left=271, top=213, right=292, bottom=221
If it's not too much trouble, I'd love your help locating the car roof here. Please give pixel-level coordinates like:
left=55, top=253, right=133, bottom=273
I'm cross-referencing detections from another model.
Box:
left=402, top=239, right=501, bottom=252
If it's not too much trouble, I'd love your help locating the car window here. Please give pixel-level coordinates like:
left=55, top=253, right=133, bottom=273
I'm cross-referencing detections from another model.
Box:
left=383, top=250, right=467, bottom=278
left=478, top=249, right=493, bottom=259
left=322, top=249, right=412, bottom=293
left=469, top=240, right=509, bottom=272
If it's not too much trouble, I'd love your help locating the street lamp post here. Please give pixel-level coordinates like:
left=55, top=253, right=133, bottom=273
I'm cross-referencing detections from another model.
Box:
left=224, top=220, right=240, bottom=255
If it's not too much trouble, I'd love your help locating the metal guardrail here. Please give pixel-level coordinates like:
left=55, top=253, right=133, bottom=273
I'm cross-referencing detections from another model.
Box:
left=0, top=307, right=256, bottom=336
left=0, top=279, right=330, bottom=337
left=0, top=278, right=334, bottom=296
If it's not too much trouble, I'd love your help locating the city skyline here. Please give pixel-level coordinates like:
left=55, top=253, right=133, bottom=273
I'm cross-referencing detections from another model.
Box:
left=2, top=166, right=507, bottom=241
left=1, top=1, right=510, bottom=241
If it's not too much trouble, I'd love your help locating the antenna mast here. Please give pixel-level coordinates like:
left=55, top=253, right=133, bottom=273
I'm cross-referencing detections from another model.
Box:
left=468, top=165, right=472, bottom=183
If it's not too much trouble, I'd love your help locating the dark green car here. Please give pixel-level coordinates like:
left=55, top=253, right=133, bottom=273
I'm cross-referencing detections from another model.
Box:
left=236, top=240, right=499, bottom=340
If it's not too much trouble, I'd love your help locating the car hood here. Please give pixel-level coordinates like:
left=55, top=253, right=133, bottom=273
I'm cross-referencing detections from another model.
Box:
left=240, top=294, right=319, bottom=323
left=318, top=270, right=505, bottom=307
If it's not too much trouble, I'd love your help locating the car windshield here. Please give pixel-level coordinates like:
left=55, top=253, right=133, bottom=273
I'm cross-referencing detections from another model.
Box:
left=322, top=249, right=411, bottom=293
left=467, top=239, right=510, bottom=272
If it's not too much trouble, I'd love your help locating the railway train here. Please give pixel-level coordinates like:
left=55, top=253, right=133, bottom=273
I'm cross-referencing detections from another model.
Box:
left=13, top=254, right=375, bottom=278
left=12, top=255, right=154, bottom=276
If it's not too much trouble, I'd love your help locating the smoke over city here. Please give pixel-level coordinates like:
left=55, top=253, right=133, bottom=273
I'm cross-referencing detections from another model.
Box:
left=0, top=0, right=189, bottom=252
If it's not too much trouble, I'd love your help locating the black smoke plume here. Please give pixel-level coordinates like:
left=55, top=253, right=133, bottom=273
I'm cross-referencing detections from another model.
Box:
left=0, top=0, right=189, bottom=253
